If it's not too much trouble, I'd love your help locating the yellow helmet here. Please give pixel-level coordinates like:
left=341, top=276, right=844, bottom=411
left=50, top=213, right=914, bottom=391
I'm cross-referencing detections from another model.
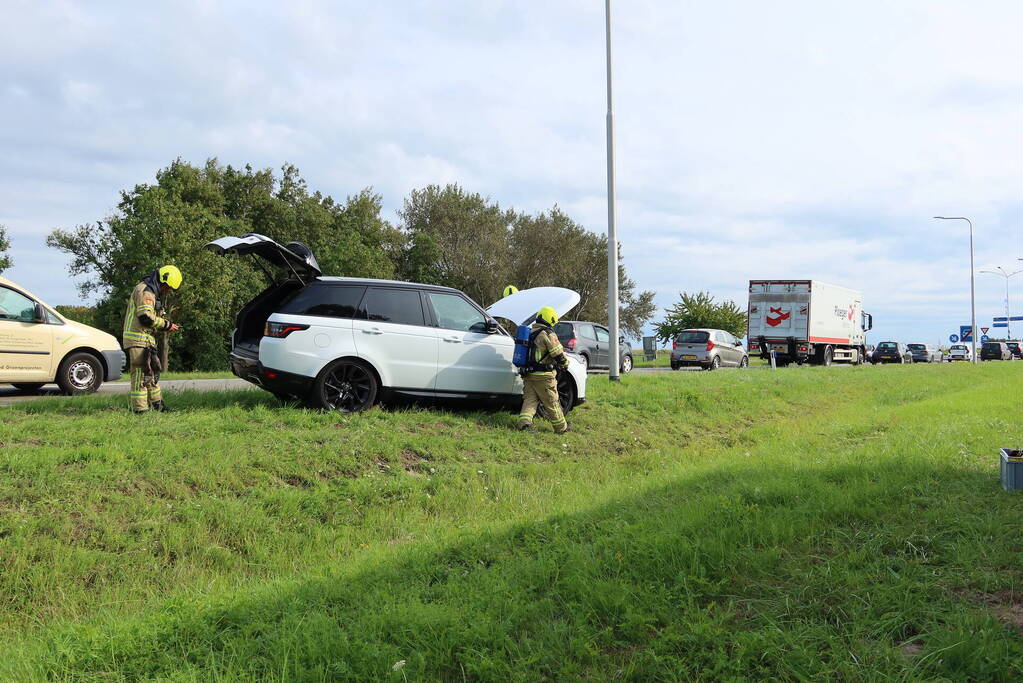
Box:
left=537, top=306, right=559, bottom=327
left=503, top=285, right=519, bottom=298
left=158, top=265, right=183, bottom=290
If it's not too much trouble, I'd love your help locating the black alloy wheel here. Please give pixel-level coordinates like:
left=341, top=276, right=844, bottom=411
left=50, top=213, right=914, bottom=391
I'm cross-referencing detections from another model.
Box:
left=315, top=360, right=378, bottom=412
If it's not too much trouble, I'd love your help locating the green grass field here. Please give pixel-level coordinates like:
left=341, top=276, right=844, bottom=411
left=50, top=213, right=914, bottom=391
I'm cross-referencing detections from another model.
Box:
left=2, top=363, right=1022, bottom=680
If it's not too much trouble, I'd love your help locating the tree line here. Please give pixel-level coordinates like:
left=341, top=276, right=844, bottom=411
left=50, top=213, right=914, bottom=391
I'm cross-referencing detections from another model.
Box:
left=45, top=159, right=656, bottom=371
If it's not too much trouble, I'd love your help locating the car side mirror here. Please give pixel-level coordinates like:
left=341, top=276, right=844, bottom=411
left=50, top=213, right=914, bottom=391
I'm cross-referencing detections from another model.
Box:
left=485, top=319, right=500, bottom=334
left=33, top=303, right=46, bottom=324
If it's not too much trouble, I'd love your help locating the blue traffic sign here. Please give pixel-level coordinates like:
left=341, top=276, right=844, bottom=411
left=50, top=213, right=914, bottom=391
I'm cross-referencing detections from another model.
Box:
left=994, top=316, right=1008, bottom=322
left=982, top=335, right=991, bottom=343
left=993, top=322, right=1009, bottom=328
left=949, top=334, right=959, bottom=343
left=960, top=325, right=974, bottom=341
left=1011, top=316, right=1023, bottom=321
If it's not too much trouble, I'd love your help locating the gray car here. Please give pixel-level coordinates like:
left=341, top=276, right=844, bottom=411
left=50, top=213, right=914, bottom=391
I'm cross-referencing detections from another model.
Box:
left=553, top=321, right=634, bottom=373
left=907, top=343, right=941, bottom=363
left=670, top=328, right=748, bottom=370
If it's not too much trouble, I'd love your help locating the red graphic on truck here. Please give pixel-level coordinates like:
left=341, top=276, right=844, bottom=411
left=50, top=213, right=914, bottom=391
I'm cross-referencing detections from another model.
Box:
left=766, top=307, right=790, bottom=327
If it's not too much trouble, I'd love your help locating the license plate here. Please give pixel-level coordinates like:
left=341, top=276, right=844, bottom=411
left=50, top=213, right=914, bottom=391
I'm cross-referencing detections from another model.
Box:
left=682, top=354, right=697, bottom=360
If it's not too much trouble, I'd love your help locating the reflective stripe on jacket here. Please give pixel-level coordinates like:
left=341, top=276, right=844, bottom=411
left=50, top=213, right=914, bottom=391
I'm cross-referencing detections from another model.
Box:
left=527, top=323, right=569, bottom=375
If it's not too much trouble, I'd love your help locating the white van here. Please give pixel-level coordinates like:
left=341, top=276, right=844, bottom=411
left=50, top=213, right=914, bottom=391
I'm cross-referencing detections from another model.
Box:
left=0, top=276, right=124, bottom=393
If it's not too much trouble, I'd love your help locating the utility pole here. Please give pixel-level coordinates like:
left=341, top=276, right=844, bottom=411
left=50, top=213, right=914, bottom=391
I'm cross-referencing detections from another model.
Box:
left=605, top=0, right=620, bottom=382
left=933, top=216, right=977, bottom=363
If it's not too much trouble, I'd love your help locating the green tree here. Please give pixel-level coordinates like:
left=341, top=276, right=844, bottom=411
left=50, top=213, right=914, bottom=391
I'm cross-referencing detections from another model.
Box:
left=47, top=159, right=400, bottom=370
left=397, top=184, right=513, bottom=305
left=0, top=224, right=12, bottom=273
left=654, top=291, right=747, bottom=343
left=54, top=305, right=97, bottom=328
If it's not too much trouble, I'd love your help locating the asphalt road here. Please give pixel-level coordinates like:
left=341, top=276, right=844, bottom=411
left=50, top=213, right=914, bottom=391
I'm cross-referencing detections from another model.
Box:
left=0, top=378, right=254, bottom=407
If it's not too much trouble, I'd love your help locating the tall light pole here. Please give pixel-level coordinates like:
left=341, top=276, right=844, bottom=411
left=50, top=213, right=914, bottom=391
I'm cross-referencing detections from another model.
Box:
left=980, top=266, right=1023, bottom=339
left=605, top=0, right=620, bottom=382
left=934, top=216, right=977, bottom=363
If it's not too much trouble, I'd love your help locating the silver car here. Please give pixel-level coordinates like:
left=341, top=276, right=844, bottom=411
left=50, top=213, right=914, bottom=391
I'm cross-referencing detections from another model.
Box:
left=907, top=343, right=941, bottom=363
left=670, top=328, right=748, bottom=370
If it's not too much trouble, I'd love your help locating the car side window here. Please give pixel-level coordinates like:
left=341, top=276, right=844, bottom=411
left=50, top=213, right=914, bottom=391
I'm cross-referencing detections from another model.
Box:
left=280, top=285, right=366, bottom=319
left=427, top=292, right=488, bottom=333
left=594, top=326, right=610, bottom=343
left=578, top=324, right=596, bottom=341
left=362, top=288, right=425, bottom=326
left=0, top=286, right=38, bottom=323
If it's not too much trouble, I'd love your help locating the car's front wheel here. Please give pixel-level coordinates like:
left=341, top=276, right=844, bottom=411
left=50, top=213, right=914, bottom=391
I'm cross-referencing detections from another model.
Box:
left=56, top=352, right=103, bottom=395
left=620, top=354, right=633, bottom=373
left=313, top=359, right=378, bottom=413
left=739, top=355, right=749, bottom=368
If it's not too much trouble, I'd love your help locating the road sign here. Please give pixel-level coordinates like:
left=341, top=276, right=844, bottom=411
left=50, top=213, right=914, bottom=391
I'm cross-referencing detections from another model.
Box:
left=993, top=322, right=1009, bottom=328
left=982, top=335, right=991, bottom=343
left=949, top=334, right=959, bottom=343
left=960, top=325, right=973, bottom=341
left=982, top=327, right=990, bottom=334
left=1012, top=316, right=1023, bottom=321
left=994, top=316, right=1008, bottom=322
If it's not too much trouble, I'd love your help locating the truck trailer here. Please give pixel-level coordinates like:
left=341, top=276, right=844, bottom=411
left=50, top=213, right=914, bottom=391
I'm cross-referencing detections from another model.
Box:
left=747, top=280, right=872, bottom=366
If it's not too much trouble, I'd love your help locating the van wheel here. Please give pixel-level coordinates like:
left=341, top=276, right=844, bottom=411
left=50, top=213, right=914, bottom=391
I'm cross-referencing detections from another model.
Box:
left=314, top=360, right=378, bottom=412
left=11, top=383, right=45, bottom=392
left=56, top=353, right=103, bottom=395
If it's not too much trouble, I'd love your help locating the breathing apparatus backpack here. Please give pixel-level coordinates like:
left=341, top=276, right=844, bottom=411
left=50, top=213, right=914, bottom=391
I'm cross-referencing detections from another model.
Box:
left=512, top=324, right=532, bottom=368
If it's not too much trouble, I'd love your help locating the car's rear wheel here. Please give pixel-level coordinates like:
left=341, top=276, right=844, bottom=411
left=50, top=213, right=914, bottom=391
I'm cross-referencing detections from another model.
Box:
left=313, top=359, right=378, bottom=413
left=56, top=353, right=103, bottom=395
left=620, top=354, right=633, bottom=373
left=707, top=355, right=721, bottom=371
left=11, top=382, right=45, bottom=392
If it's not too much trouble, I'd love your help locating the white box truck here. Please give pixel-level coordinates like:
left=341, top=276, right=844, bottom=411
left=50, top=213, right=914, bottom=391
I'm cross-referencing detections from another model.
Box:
left=747, top=280, right=873, bottom=366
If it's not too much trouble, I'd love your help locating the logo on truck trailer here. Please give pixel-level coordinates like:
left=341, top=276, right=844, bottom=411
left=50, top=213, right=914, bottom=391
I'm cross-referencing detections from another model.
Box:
left=766, top=307, right=790, bottom=327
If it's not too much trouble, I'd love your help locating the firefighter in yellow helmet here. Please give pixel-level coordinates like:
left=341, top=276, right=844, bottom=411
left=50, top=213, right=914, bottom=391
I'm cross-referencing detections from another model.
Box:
left=517, top=305, right=570, bottom=433
left=123, top=265, right=182, bottom=413
left=503, top=285, right=519, bottom=298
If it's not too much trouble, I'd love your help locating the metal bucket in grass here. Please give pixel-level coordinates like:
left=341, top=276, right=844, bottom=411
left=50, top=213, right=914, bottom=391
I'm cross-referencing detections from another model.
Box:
left=1000, top=449, right=1023, bottom=492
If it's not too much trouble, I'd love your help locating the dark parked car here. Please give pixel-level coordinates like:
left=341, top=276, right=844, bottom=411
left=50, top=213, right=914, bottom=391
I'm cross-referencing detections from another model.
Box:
left=871, top=341, right=912, bottom=364
left=981, top=341, right=1012, bottom=361
left=553, top=320, right=633, bottom=373
left=1006, top=341, right=1023, bottom=359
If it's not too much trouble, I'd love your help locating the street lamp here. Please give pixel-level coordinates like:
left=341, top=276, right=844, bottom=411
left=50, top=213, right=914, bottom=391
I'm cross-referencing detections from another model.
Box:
left=979, top=266, right=1023, bottom=339
left=933, top=216, right=977, bottom=363
left=605, top=0, right=620, bottom=382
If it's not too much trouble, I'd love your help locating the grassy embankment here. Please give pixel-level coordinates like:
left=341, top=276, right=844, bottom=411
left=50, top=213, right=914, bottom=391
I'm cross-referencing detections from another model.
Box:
left=2, top=363, right=1022, bottom=679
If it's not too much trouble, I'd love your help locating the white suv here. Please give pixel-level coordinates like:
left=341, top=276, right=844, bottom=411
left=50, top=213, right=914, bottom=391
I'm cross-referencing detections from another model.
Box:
left=206, top=234, right=587, bottom=413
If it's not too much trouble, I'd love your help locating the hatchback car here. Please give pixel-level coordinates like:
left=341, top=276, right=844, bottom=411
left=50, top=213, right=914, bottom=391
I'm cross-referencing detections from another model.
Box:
left=553, top=320, right=633, bottom=373
left=907, top=343, right=941, bottom=363
left=946, top=344, right=971, bottom=362
left=1006, top=341, right=1023, bottom=359
left=980, top=341, right=1012, bottom=361
left=206, top=234, right=587, bottom=413
left=0, top=275, right=123, bottom=394
left=670, top=329, right=748, bottom=370
left=871, top=341, right=912, bottom=364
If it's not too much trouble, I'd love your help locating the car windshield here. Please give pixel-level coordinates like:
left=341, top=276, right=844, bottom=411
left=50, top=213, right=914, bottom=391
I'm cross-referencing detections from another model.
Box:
left=951, top=345, right=966, bottom=350
left=983, top=342, right=1000, bottom=350
left=907, top=344, right=925, bottom=350
left=1008, top=343, right=1020, bottom=349
left=553, top=322, right=572, bottom=342
left=676, top=330, right=709, bottom=343
left=877, top=342, right=897, bottom=349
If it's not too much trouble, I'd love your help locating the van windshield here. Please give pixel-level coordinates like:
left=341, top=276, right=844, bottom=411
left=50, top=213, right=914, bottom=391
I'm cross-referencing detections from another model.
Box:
left=676, top=331, right=709, bottom=343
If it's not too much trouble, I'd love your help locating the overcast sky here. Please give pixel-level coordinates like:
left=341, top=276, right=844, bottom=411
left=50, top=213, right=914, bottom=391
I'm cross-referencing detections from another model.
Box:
left=4, top=0, right=1023, bottom=344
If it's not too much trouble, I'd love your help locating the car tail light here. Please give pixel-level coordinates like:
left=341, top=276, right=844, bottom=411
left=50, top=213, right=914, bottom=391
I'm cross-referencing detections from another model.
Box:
left=565, top=337, right=577, bottom=351
left=672, top=340, right=678, bottom=350
left=799, top=345, right=807, bottom=352
left=264, top=322, right=310, bottom=338
left=706, top=340, right=715, bottom=351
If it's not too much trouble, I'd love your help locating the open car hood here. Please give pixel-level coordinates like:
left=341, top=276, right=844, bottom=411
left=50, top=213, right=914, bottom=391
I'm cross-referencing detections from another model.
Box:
left=485, top=286, right=580, bottom=326
left=204, top=233, right=321, bottom=280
